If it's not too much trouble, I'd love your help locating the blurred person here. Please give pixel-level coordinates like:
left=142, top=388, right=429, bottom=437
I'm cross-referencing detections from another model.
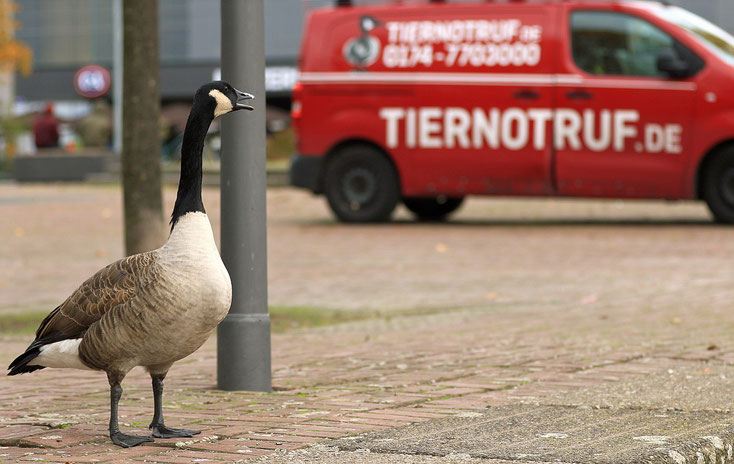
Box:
left=32, top=103, right=60, bottom=148
left=77, top=99, right=113, bottom=148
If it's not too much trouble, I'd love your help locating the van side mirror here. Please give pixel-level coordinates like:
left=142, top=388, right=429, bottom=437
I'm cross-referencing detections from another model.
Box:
left=657, top=49, right=692, bottom=78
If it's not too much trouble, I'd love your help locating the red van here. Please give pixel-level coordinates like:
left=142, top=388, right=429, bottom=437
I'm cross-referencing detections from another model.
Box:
left=290, top=0, right=734, bottom=223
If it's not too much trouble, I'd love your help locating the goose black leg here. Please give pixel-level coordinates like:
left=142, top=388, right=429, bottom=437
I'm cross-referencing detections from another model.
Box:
left=109, top=383, right=155, bottom=448
left=149, top=373, right=200, bottom=438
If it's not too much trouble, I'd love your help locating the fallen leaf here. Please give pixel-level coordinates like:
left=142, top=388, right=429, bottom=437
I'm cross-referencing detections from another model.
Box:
left=485, top=292, right=498, bottom=301
left=14, top=227, right=24, bottom=237
left=435, top=243, right=447, bottom=253
left=580, top=294, right=597, bottom=304
left=671, top=317, right=682, bottom=325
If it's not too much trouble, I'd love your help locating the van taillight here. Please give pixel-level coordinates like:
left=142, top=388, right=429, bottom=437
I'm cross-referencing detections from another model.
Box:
left=291, top=82, right=303, bottom=120
left=291, top=101, right=302, bottom=120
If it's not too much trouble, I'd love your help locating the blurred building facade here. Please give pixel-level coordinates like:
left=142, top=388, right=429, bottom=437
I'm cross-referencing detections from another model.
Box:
left=14, top=0, right=333, bottom=103
left=11, top=0, right=734, bottom=105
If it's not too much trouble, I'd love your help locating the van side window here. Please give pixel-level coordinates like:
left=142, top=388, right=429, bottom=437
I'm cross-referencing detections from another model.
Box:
left=571, top=11, right=690, bottom=77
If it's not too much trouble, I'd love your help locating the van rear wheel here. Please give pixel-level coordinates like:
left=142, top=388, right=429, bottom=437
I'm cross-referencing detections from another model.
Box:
left=703, top=148, right=734, bottom=224
left=324, top=144, right=399, bottom=222
left=403, top=196, right=464, bottom=221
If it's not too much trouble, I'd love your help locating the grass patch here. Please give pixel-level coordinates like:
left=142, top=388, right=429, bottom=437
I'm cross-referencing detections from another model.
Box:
left=269, top=306, right=370, bottom=333
left=0, top=310, right=47, bottom=335
left=0, top=306, right=370, bottom=336
left=0, top=304, right=471, bottom=337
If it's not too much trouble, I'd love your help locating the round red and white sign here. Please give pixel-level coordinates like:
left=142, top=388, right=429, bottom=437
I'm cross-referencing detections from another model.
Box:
left=73, top=65, right=111, bottom=98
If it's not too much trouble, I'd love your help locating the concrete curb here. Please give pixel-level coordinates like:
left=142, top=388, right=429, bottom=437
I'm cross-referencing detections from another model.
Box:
left=331, top=405, right=734, bottom=464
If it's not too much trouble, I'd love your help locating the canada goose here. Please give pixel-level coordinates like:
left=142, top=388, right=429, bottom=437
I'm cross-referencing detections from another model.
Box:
left=8, top=81, right=254, bottom=448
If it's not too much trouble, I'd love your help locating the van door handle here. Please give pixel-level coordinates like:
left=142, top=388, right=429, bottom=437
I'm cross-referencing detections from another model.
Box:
left=566, top=89, right=593, bottom=100
left=513, top=89, right=540, bottom=100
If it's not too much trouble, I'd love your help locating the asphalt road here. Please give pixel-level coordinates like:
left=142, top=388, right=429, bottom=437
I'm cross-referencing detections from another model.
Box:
left=0, top=182, right=724, bottom=317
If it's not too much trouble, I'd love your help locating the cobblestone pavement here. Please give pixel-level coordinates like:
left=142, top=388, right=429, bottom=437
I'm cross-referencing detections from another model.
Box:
left=1, top=183, right=734, bottom=462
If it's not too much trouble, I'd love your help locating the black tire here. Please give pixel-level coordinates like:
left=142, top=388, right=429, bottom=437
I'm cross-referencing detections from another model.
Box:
left=323, top=144, right=400, bottom=222
left=703, top=147, right=734, bottom=224
left=403, top=196, right=464, bottom=221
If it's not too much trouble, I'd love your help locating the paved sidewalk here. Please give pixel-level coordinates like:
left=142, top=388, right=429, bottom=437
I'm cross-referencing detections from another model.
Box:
left=1, top=184, right=734, bottom=462
left=3, top=303, right=734, bottom=463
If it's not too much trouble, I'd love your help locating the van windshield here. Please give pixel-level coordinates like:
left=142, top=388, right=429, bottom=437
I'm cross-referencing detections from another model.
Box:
left=654, top=6, right=734, bottom=64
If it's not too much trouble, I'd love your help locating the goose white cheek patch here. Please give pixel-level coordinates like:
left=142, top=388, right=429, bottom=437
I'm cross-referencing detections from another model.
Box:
left=209, top=89, right=233, bottom=117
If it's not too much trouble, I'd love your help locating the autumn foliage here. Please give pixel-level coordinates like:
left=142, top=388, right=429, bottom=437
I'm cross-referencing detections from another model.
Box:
left=0, top=0, right=32, bottom=76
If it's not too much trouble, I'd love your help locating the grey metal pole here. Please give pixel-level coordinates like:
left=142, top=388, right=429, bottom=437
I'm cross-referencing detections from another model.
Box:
left=217, top=0, right=272, bottom=392
left=112, top=0, right=122, bottom=154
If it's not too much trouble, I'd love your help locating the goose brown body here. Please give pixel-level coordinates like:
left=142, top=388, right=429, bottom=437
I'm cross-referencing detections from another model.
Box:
left=56, top=212, right=232, bottom=376
left=8, top=81, right=253, bottom=448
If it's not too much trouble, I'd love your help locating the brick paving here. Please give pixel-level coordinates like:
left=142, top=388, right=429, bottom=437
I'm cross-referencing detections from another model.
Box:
left=1, top=183, right=734, bottom=462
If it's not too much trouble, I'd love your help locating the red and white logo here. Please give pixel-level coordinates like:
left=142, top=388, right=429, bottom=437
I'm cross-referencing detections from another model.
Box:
left=343, top=16, right=382, bottom=69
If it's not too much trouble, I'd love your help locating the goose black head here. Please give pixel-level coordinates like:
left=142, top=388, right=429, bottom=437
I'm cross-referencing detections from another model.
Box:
left=195, top=81, right=254, bottom=118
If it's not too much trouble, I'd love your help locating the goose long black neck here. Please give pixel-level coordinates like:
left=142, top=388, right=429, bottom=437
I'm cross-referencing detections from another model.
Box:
left=170, top=101, right=214, bottom=229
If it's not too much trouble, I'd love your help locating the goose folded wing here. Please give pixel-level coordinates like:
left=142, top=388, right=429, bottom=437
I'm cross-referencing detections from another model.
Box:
left=35, top=252, right=158, bottom=342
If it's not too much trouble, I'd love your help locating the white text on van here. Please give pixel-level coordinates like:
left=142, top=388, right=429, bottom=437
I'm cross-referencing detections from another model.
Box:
left=379, top=107, right=683, bottom=154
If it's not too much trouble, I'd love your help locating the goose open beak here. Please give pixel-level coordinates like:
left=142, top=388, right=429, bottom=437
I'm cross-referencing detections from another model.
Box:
left=234, top=89, right=255, bottom=111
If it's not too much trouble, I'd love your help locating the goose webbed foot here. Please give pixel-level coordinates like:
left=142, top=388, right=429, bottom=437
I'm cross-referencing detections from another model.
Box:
left=151, top=424, right=201, bottom=439
left=110, top=431, right=155, bottom=448
left=149, top=373, right=200, bottom=439
left=109, top=381, right=153, bottom=448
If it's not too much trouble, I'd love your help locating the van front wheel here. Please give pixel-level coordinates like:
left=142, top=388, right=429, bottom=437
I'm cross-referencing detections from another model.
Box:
left=324, top=145, right=399, bottom=222
left=403, top=196, right=464, bottom=221
left=703, top=148, right=734, bottom=224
